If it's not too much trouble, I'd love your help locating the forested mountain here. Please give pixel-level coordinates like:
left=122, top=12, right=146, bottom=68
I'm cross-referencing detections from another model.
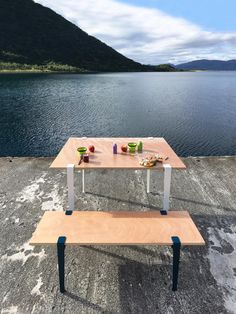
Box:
left=0, top=0, right=144, bottom=71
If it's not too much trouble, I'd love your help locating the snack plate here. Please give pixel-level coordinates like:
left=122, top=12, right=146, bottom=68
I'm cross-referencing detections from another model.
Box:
left=139, top=152, right=168, bottom=167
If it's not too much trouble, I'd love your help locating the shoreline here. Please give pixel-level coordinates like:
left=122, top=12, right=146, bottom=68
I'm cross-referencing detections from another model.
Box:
left=0, top=69, right=91, bottom=74
left=1, top=69, right=236, bottom=74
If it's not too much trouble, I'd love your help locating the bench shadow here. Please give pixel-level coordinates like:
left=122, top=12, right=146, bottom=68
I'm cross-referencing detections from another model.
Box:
left=151, top=192, right=235, bottom=212
left=64, top=291, right=111, bottom=314
left=83, top=245, right=137, bottom=262
left=117, top=252, right=225, bottom=314
left=124, top=245, right=161, bottom=257
left=88, top=191, right=235, bottom=213
left=86, top=191, right=161, bottom=210
left=64, top=253, right=225, bottom=314
left=118, top=261, right=171, bottom=313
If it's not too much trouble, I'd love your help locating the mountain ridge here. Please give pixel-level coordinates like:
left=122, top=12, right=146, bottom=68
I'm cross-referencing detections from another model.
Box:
left=176, top=59, right=236, bottom=71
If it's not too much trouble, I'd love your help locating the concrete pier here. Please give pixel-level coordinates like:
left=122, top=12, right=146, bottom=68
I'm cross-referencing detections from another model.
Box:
left=0, top=157, right=235, bottom=314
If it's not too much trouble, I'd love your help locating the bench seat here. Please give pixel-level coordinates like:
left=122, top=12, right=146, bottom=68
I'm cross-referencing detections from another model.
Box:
left=29, top=210, right=205, bottom=293
left=30, top=210, right=205, bottom=246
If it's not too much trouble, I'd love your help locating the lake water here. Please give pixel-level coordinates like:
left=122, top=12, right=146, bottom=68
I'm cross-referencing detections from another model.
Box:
left=0, top=72, right=236, bottom=157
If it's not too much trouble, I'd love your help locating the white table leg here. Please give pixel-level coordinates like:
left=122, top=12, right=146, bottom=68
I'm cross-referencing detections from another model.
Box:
left=147, top=169, right=150, bottom=193
left=67, top=164, right=75, bottom=211
left=82, top=169, right=85, bottom=193
left=163, top=164, right=172, bottom=212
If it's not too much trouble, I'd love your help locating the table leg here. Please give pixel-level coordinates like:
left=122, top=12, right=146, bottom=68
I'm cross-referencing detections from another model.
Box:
left=82, top=169, right=85, bottom=193
left=147, top=169, right=150, bottom=193
left=171, top=236, right=181, bottom=291
left=57, top=236, right=66, bottom=293
left=163, top=164, right=172, bottom=212
left=67, top=164, right=75, bottom=211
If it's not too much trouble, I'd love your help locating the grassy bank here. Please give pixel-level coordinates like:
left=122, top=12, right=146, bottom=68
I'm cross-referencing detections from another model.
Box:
left=0, top=61, right=184, bottom=73
left=0, top=61, right=88, bottom=73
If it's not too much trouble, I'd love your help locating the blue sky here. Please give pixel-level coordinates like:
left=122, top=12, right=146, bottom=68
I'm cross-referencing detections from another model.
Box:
left=122, top=0, right=236, bottom=31
left=35, top=0, right=236, bottom=64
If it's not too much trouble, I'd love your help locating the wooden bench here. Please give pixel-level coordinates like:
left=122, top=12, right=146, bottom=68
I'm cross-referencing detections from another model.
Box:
left=30, top=211, right=205, bottom=293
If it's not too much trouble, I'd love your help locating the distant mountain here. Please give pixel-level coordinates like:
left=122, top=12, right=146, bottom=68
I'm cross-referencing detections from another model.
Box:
left=0, top=0, right=144, bottom=72
left=176, top=59, right=236, bottom=71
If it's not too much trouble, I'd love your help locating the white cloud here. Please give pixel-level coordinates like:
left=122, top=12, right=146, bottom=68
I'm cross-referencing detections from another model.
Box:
left=34, top=0, right=236, bottom=64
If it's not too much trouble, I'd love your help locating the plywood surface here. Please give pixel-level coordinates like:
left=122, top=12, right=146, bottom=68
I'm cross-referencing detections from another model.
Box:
left=30, top=211, right=205, bottom=246
left=50, top=137, right=186, bottom=169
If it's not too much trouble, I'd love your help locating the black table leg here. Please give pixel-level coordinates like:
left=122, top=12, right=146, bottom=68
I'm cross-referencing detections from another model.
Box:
left=171, top=236, right=181, bottom=291
left=57, top=236, right=66, bottom=293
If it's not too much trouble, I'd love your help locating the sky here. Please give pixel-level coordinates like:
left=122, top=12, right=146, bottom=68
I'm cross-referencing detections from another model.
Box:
left=34, top=0, right=236, bottom=65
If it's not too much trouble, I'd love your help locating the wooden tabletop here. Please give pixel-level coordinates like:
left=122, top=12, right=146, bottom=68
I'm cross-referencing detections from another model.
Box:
left=30, top=211, right=204, bottom=246
left=50, top=137, right=186, bottom=169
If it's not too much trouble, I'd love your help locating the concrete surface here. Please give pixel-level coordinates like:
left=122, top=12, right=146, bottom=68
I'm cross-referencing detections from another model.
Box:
left=0, top=156, right=235, bottom=314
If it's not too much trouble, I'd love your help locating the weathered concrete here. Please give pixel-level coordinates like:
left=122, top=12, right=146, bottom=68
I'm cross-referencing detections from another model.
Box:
left=0, top=156, right=235, bottom=314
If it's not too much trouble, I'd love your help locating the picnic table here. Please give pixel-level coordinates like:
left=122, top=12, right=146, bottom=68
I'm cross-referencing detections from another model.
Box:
left=30, top=137, right=205, bottom=293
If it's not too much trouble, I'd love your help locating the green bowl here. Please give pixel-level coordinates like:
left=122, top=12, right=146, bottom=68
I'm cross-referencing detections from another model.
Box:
left=77, top=147, right=87, bottom=156
left=128, top=142, right=137, bottom=153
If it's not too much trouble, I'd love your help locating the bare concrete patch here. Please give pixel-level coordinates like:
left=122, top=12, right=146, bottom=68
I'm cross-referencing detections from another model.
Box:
left=207, top=226, right=236, bottom=314
left=16, top=173, right=47, bottom=204
left=1, top=242, right=46, bottom=266
left=1, top=306, right=18, bottom=314
left=41, top=183, right=65, bottom=211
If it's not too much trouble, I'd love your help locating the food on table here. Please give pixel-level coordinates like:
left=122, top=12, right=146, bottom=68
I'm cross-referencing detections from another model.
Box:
left=83, top=154, right=89, bottom=163
left=88, top=145, right=95, bottom=153
left=77, top=147, right=87, bottom=156
left=137, top=141, right=143, bottom=152
left=121, top=144, right=127, bottom=152
left=128, top=142, right=137, bottom=153
left=139, top=154, right=168, bottom=167
left=113, top=143, right=117, bottom=154
left=155, top=154, right=168, bottom=162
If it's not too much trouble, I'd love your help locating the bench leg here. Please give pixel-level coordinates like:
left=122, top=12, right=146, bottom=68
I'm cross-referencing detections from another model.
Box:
left=67, top=164, right=75, bottom=211
left=147, top=169, right=150, bottom=193
left=57, top=236, right=66, bottom=293
left=163, top=164, right=172, bottom=212
left=171, top=236, right=181, bottom=291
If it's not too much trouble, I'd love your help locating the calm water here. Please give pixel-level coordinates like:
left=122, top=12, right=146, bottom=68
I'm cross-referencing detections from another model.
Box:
left=0, top=72, right=236, bottom=157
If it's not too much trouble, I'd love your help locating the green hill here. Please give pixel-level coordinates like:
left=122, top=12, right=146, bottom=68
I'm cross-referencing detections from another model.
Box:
left=0, top=0, right=144, bottom=72
left=154, top=64, right=178, bottom=72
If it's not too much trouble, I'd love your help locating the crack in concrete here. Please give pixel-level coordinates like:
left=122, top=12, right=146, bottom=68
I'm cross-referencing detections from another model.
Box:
left=31, top=273, right=43, bottom=297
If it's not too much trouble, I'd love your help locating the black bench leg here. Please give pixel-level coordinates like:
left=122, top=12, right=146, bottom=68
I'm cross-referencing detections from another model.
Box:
left=57, top=236, right=66, bottom=293
left=171, top=236, right=181, bottom=291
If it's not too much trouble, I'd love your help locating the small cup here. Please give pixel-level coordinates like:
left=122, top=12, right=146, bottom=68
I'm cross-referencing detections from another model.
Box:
left=77, top=147, right=87, bottom=156
left=128, top=142, right=137, bottom=153
left=83, top=154, right=89, bottom=163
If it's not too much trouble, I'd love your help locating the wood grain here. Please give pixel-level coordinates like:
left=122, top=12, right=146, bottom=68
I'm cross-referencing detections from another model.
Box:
left=50, top=137, right=186, bottom=169
left=30, top=211, right=205, bottom=246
